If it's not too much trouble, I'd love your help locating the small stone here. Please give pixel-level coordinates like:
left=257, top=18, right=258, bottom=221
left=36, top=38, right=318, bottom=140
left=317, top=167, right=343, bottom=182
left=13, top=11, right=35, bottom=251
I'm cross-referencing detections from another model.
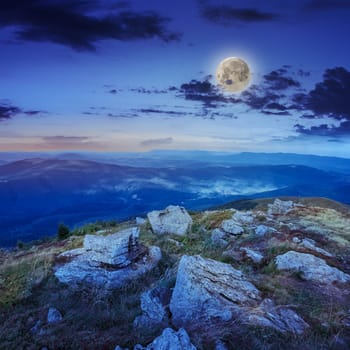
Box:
left=215, top=340, right=228, bottom=350
left=300, top=238, right=333, bottom=257
left=211, top=229, right=229, bottom=247
left=136, top=217, right=146, bottom=225
left=221, top=220, right=244, bottom=235
left=145, top=328, right=196, bottom=350
left=292, top=237, right=302, bottom=244
left=133, top=287, right=171, bottom=330
left=47, top=307, right=63, bottom=323
left=255, top=225, right=277, bottom=236
left=240, top=247, right=264, bottom=264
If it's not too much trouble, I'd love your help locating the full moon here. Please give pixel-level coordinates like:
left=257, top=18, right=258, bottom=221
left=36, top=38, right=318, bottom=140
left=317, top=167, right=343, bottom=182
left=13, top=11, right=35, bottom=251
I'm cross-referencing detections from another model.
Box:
left=216, top=57, right=251, bottom=93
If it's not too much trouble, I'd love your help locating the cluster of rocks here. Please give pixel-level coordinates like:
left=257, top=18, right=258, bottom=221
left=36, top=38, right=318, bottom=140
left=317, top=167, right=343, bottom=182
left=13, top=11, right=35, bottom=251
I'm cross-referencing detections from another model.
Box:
left=51, top=199, right=350, bottom=349
left=210, top=206, right=283, bottom=249
left=54, top=227, right=161, bottom=289
left=210, top=211, right=253, bottom=247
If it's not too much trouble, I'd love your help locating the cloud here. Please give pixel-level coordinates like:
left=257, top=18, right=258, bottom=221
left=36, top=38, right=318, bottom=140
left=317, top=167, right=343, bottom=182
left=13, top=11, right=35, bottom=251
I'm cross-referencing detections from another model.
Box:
left=294, top=67, right=350, bottom=120
left=0, top=0, right=180, bottom=51
left=0, top=103, right=21, bottom=120
left=295, top=121, right=350, bottom=136
left=199, top=2, right=278, bottom=24
left=137, top=108, right=188, bottom=116
left=177, top=67, right=302, bottom=115
left=0, top=102, right=43, bottom=120
left=41, top=135, right=99, bottom=149
left=240, top=67, right=302, bottom=111
left=42, top=136, right=90, bottom=143
left=130, top=87, right=169, bottom=94
left=263, top=69, right=301, bottom=90
left=140, top=137, right=173, bottom=147
left=39, top=135, right=100, bottom=149
left=179, top=78, right=240, bottom=106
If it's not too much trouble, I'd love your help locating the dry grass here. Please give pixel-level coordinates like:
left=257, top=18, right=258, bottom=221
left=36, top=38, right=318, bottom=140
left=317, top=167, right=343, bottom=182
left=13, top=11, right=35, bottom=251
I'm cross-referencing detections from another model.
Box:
left=0, top=236, right=83, bottom=309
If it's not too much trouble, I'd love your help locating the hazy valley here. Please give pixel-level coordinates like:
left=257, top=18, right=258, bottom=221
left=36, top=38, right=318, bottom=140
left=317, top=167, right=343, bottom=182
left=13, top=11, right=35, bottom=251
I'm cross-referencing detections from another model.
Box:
left=1, top=152, right=350, bottom=246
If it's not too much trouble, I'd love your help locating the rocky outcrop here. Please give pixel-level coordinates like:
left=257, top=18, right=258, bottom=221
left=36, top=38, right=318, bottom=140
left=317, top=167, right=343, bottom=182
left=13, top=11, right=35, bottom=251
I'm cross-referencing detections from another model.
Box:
left=147, top=205, right=192, bottom=236
left=83, top=227, right=142, bottom=267
left=133, top=287, right=171, bottom=330
left=268, top=199, right=295, bottom=215
left=275, top=251, right=350, bottom=284
left=54, top=228, right=161, bottom=289
left=170, top=255, right=308, bottom=334
left=170, top=255, right=260, bottom=325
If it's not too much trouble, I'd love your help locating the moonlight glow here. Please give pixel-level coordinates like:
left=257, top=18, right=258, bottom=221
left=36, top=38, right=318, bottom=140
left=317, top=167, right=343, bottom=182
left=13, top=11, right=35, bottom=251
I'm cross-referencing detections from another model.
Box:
left=216, top=57, right=251, bottom=93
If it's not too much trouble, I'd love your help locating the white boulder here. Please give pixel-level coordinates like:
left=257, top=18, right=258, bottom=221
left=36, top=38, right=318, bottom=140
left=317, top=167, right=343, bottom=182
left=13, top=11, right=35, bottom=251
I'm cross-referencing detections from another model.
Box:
left=147, top=205, right=192, bottom=236
left=221, top=220, right=244, bottom=235
left=275, top=251, right=350, bottom=284
left=268, top=199, right=295, bottom=215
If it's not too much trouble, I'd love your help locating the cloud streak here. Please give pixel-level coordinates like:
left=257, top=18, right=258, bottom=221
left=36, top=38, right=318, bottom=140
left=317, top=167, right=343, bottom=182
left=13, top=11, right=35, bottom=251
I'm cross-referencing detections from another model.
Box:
left=0, top=0, right=181, bottom=51
left=0, top=102, right=44, bottom=120
left=199, top=1, right=279, bottom=25
left=0, top=103, right=21, bottom=120
left=140, top=137, right=173, bottom=147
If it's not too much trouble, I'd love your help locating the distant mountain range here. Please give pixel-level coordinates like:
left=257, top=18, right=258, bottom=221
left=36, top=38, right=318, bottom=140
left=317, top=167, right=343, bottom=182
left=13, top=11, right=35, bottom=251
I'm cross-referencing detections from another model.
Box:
left=1, top=150, right=350, bottom=172
left=0, top=151, right=350, bottom=246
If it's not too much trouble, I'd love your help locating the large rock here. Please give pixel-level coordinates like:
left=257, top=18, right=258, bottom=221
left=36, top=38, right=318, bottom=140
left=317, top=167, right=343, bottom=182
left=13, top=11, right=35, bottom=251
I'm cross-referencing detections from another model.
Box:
left=84, top=227, right=141, bottom=267
left=54, top=228, right=161, bottom=289
left=268, top=199, right=294, bottom=215
left=147, top=205, right=192, bottom=236
left=170, top=255, right=260, bottom=325
left=275, top=251, right=350, bottom=284
left=133, top=287, right=171, bottom=330
left=221, top=220, right=244, bottom=235
left=170, top=255, right=308, bottom=334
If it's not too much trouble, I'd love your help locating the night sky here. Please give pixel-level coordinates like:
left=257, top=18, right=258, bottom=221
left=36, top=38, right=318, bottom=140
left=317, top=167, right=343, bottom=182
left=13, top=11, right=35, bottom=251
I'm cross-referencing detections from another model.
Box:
left=1, top=0, right=350, bottom=156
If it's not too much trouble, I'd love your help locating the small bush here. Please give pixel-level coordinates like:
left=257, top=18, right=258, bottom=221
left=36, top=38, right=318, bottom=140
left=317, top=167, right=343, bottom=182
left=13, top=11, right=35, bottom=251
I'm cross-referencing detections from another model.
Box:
left=57, top=223, right=70, bottom=240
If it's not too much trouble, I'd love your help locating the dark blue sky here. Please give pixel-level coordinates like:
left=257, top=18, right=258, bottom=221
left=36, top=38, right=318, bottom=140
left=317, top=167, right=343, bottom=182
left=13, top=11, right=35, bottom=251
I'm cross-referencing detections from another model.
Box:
left=0, top=0, right=350, bottom=156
